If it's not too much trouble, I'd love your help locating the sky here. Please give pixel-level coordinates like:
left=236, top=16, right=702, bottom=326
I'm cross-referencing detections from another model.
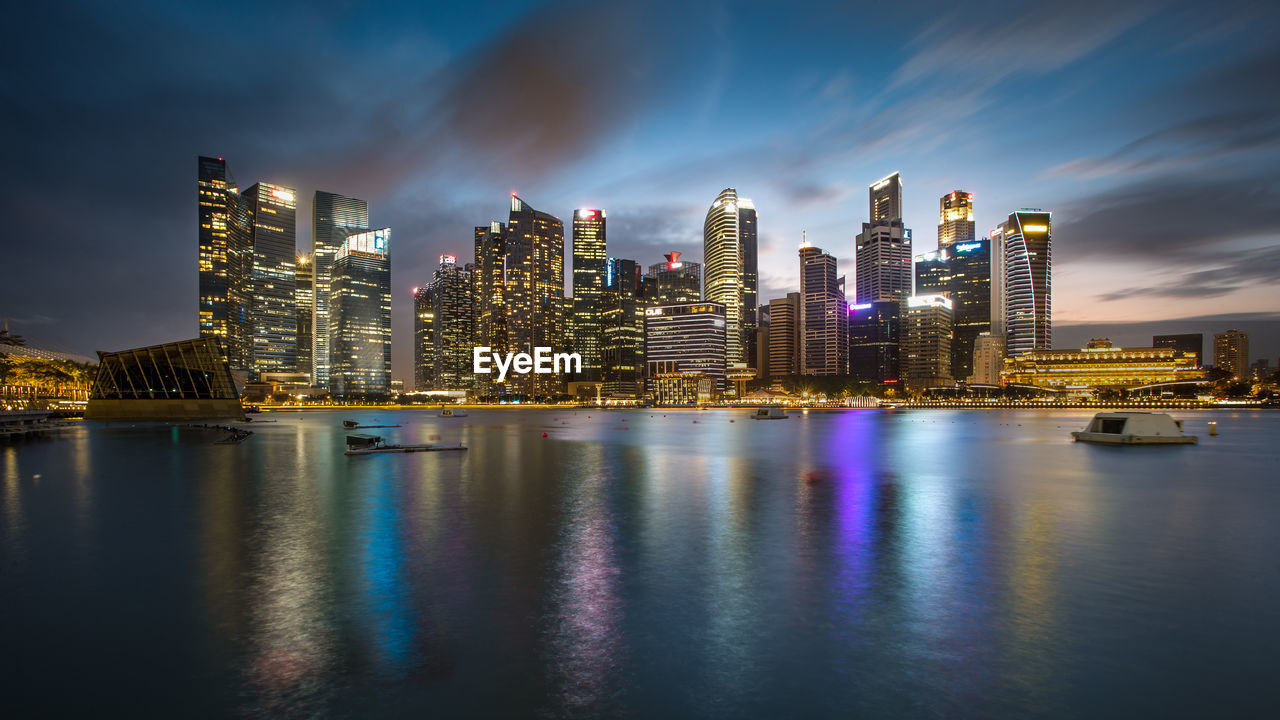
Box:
left=2, top=0, right=1278, bottom=378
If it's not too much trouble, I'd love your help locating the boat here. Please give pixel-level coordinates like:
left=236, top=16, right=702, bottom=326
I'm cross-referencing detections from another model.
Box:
left=343, top=419, right=359, bottom=428
left=342, top=420, right=401, bottom=429
left=1071, top=412, right=1198, bottom=445
left=750, top=407, right=788, bottom=420
left=344, top=434, right=468, bottom=455
left=439, top=407, right=468, bottom=418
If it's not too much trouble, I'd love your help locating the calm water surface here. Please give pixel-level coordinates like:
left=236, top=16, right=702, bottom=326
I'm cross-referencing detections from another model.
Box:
left=2, top=409, right=1278, bottom=718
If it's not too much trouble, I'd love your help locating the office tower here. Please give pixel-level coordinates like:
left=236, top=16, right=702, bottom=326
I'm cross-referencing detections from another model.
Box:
left=1153, top=334, right=1204, bottom=367
left=938, top=191, right=975, bottom=249
left=602, top=258, right=645, bottom=397
left=413, top=285, right=434, bottom=391
left=504, top=195, right=565, bottom=397
left=1214, top=329, right=1249, bottom=379
left=703, top=188, right=758, bottom=368
left=849, top=301, right=901, bottom=385
left=914, top=249, right=950, bottom=296
left=647, top=252, right=702, bottom=305
left=767, top=293, right=801, bottom=378
left=295, top=253, right=314, bottom=379
left=473, top=220, right=508, bottom=371
left=426, top=254, right=474, bottom=390
left=330, top=228, right=391, bottom=397
left=916, top=240, right=993, bottom=382
left=993, top=210, right=1051, bottom=356
left=645, top=302, right=727, bottom=402
left=901, top=295, right=953, bottom=391
left=799, top=240, right=847, bottom=376
left=242, top=182, right=298, bottom=379
left=312, top=191, right=369, bottom=387
left=855, top=174, right=912, bottom=304
left=571, top=208, right=607, bottom=381
left=197, top=156, right=252, bottom=371
left=755, top=304, right=771, bottom=383
left=971, top=333, right=1005, bottom=385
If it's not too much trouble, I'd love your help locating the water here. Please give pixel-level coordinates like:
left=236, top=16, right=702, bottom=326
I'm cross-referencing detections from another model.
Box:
left=2, top=409, right=1278, bottom=718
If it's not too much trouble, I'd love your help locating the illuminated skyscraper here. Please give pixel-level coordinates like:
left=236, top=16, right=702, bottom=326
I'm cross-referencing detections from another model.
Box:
left=330, top=228, right=391, bottom=397
left=571, top=208, right=607, bottom=381
left=799, top=239, right=847, bottom=376
left=424, top=254, right=474, bottom=390
left=602, top=258, right=645, bottom=397
left=312, top=191, right=369, bottom=387
left=473, top=219, right=508, bottom=377
left=994, top=210, right=1052, bottom=356
left=871, top=172, right=903, bottom=224
left=645, top=302, right=727, bottom=401
left=242, top=182, right=298, bottom=379
left=197, top=156, right=252, bottom=372
left=849, top=301, right=901, bottom=385
left=413, top=285, right=434, bottom=391
left=901, top=295, right=953, bottom=391
left=1213, top=329, right=1249, bottom=379
left=914, top=239, right=991, bottom=382
left=855, top=174, right=912, bottom=304
left=702, top=188, right=758, bottom=368
left=647, top=252, right=701, bottom=305
left=767, top=293, right=801, bottom=378
left=295, top=253, right=314, bottom=379
left=937, top=191, right=976, bottom=249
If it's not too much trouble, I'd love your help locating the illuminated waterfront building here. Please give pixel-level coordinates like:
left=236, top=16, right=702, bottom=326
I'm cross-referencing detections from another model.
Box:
left=295, top=253, right=313, bottom=378
left=1213, top=329, right=1249, bottom=380
left=703, top=188, right=757, bottom=368
left=473, top=219, right=508, bottom=382
left=424, top=255, right=474, bottom=390
left=799, top=239, right=847, bottom=376
left=993, top=210, right=1052, bottom=357
left=312, top=191, right=369, bottom=388
left=330, top=228, right=391, bottom=397
left=755, top=307, right=771, bottom=383
left=413, top=285, right=433, bottom=391
left=937, top=191, right=975, bottom=249
left=855, top=174, right=912, bottom=304
left=571, top=208, right=607, bottom=381
left=901, top=295, right=953, bottom=392
left=870, top=171, right=903, bottom=224
left=1001, top=339, right=1202, bottom=391
left=506, top=196, right=565, bottom=397
left=86, top=338, right=244, bottom=421
left=242, top=182, right=298, bottom=380
left=849, top=301, right=901, bottom=385
left=602, top=258, right=645, bottom=397
left=970, top=333, right=1006, bottom=385
left=647, top=251, right=701, bottom=305
left=197, top=156, right=252, bottom=371
left=1153, top=334, right=1204, bottom=367
left=644, top=302, right=726, bottom=398
left=767, top=293, right=801, bottom=378
left=914, top=238, right=992, bottom=382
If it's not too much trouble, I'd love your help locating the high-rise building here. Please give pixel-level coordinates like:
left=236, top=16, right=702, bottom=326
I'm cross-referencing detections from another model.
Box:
left=970, top=333, right=1005, bottom=385
left=502, top=196, right=565, bottom=398
left=901, top=295, right=953, bottom=392
left=1214, top=329, right=1249, bottom=379
left=473, top=219, right=508, bottom=376
left=1154, top=334, right=1204, bottom=367
left=767, top=293, right=801, bottom=379
left=413, top=284, right=434, bottom=391
left=330, top=228, right=391, bottom=397
left=937, top=191, right=976, bottom=249
left=799, top=239, right=847, bottom=376
left=242, top=182, right=298, bottom=379
left=312, top=191, right=369, bottom=388
left=645, top=302, right=726, bottom=401
left=295, top=253, right=314, bottom=379
left=849, top=301, right=901, bottom=385
left=855, top=174, right=912, bottom=304
left=994, top=210, right=1051, bottom=356
left=755, top=305, right=771, bottom=383
left=602, top=258, right=645, bottom=397
left=647, top=252, right=702, bottom=305
left=571, top=208, right=607, bottom=381
left=425, top=255, right=474, bottom=390
left=197, top=156, right=252, bottom=372
left=703, top=188, right=757, bottom=368
left=914, top=239, right=992, bottom=382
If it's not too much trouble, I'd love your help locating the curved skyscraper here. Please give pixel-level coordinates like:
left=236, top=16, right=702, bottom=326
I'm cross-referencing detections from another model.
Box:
left=702, top=188, right=757, bottom=368
left=995, top=210, right=1051, bottom=356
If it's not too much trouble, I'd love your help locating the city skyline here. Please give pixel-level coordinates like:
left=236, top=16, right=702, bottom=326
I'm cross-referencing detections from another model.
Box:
left=4, top=0, right=1279, bottom=381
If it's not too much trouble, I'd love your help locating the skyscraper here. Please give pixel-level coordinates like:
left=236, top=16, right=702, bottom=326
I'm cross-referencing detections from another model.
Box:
left=702, top=188, right=758, bottom=368
left=413, top=284, right=434, bottom=391
left=1214, top=329, right=1249, bottom=379
left=295, top=253, right=314, bottom=379
left=426, top=254, right=474, bottom=390
left=242, top=182, right=298, bottom=379
left=901, top=295, right=953, bottom=392
left=970, top=332, right=1005, bottom=385
left=503, top=195, right=565, bottom=398
left=330, top=228, right=391, bottom=397
left=645, top=302, right=727, bottom=402
left=571, top=208, right=607, bottom=381
left=849, top=301, right=901, bottom=385
left=994, top=210, right=1052, bottom=356
left=914, top=238, right=992, bottom=382
left=602, top=258, right=645, bottom=397
left=473, top=219, right=508, bottom=380
left=799, top=239, right=847, bottom=376
left=312, top=191, right=369, bottom=388
left=937, top=191, right=976, bottom=249
left=197, top=156, right=252, bottom=372
left=647, top=252, right=701, bottom=305
left=855, top=174, right=912, bottom=304
left=870, top=172, right=903, bottom=225
left=767, top=293, right=801, bottom=378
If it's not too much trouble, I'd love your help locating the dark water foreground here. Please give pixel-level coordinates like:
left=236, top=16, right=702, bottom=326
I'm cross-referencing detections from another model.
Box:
left=2, top=409, right=1278, bottom=718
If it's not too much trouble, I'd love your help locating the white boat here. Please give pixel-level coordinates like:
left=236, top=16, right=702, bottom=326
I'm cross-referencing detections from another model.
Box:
left=344, top=434, right=468, bottom=455
left=750, top=407, right=788, bottom=420
left=1071, top=412, right=1198, bottom=445
left=439, top=407, right=467, bottom=418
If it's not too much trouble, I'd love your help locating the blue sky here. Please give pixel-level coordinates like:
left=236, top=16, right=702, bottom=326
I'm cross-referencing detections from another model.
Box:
left=2, top=0, right=1277, bottom=377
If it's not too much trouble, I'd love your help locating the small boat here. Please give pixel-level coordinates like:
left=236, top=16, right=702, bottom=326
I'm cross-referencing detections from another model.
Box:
left=343, top=419, right=359, bottom=428
left=439, top=407, right=468, bottom=418
left=344, top=434, right=468, bottom=456
left=342, top=421, right=401, bottom=429
left=751, top=407, right=788, bottom=420
left=1071, top=412, right=1198, bottom=445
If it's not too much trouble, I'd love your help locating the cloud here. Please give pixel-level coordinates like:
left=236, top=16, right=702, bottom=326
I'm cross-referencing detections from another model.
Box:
left=1095, top=244, right=1280, bottom=301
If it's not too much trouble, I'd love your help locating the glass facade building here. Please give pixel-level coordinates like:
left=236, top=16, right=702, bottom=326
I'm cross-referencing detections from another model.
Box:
left=330, top=228, right=391, bottom=397
left=312, top=191, right=369, bottom=388
left=644, top=302, right=727, bottom=397
left=901, top=295, right=953, bottom=391
left=703, top=189, right=758, bottom=369
left=424, top=255, right=474, bottom=390
left=242, top=182, right=298, bottom=380
left=602, top=258, right=645, bottom=397
left=413, top=284, right=434, bottom=391
left=849, top=301, right=901, bottom=385
left=994, top=210, right=1052, bottom=357
left=571, top=209, right=607, bottom=381
left=647, top=252, right=702, bottom=305
left=295, top=252, right=314, bottom=378
left=504, top=196, right=565, bottom=398
left=197, top=156, right=252, bottom=373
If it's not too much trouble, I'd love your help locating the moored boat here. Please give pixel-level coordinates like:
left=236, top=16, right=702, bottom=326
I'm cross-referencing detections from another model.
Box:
left=344, top=434, right=467, bottom=455
left=1071, top=412, right=1198, bottom=445
left=439, top=407, right=468, bottom=418
left=751, top=407, right=788, bottom=420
